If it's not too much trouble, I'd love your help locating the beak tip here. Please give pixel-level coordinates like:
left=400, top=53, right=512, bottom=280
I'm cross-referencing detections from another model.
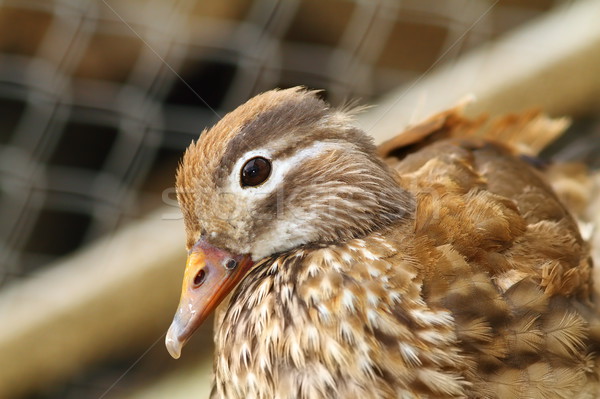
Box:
left=165, top=329, right=183, bottom=359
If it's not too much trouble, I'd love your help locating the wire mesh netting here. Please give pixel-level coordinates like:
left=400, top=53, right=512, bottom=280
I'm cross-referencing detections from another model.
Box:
left=0, top=0, right=573, bottom=286
left=1, top=0, right=598, bottom=397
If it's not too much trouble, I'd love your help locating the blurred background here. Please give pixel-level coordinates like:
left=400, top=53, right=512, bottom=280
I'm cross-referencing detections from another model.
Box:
left=0, top=0, right=599, bottom=398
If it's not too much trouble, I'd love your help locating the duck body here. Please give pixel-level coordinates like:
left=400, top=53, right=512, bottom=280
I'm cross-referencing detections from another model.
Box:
left=166, top=88, right=598, bottom=399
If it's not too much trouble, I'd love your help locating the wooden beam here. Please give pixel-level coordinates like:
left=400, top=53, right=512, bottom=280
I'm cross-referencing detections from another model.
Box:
left=358, top=0, right=600, bottom=143
left=0, top=211, right=186, bottom=397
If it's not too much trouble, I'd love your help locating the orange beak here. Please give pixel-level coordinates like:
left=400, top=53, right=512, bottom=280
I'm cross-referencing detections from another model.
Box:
left=165, top=238, right=254, bottom=359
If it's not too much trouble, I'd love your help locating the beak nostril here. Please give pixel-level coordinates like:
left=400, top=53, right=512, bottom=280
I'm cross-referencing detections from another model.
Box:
left=193, top=269, right=207, bottom=287
left=224, top=258, right=238, bottom=270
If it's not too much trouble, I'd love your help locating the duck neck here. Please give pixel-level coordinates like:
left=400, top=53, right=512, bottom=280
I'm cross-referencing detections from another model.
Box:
left=212, top=228, right=465, bottom=399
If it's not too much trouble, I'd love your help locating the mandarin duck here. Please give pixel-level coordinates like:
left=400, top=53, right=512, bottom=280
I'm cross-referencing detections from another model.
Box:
left=165, top=87, right=599, bottom=399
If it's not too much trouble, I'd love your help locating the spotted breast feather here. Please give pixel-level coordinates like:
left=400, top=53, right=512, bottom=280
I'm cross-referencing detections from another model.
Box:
left=165, top=87, right=599, bottom=399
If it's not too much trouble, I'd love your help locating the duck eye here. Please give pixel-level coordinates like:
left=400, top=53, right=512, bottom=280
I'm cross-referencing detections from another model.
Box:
left=241, top=157, right=271, bottom=187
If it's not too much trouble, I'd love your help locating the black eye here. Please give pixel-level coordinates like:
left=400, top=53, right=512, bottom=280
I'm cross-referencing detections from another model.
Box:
left=241, top=157, right=271, bottom=187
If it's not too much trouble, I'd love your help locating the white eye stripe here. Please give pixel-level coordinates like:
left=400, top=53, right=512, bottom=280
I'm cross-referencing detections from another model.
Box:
left=227, top=141, right=344, bottom=198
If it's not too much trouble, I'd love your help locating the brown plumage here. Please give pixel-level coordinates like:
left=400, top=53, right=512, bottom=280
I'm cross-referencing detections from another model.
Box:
left=166, top=87, right=599, bottom=398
